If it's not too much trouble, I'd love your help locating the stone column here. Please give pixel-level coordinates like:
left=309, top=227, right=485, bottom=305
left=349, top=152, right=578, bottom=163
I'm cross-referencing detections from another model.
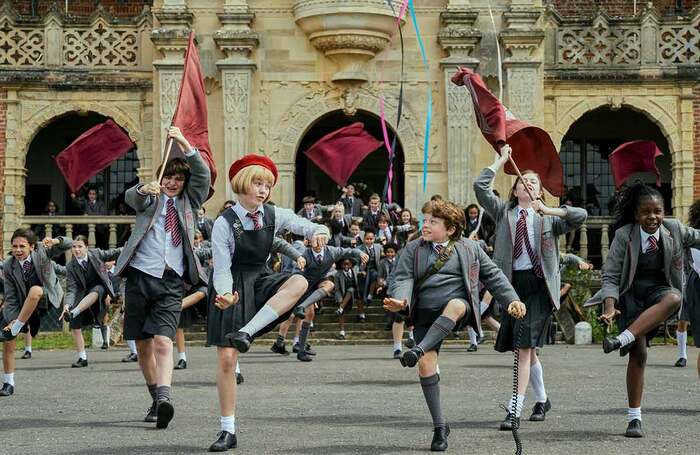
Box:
left=214, top=3, right=259, bottom=200
left=2, top=91, right=23, bottom=252
left=438, top=8, right=481, bottom=207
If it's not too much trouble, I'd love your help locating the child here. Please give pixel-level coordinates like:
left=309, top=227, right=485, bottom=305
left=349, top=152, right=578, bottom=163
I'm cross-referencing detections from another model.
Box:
left=474, top=145, right=587, bottom=430
left=362, top=193, right=387, bottom=233
left=675, top=199, right=700, bottom=371
left=590, top=183, right=700, bottom=437
left=208, top=154, right=329, bottom=451
left=394, top=208, right=417, bottom=249
left=60, top=235, right=122, bottom=368
left=348, top=221, right=364, bottom=247
left=339, top=184, right=364, bottom=218
left=385, top=200, right=523, bottom=451
left=376, top=215, right=394, bottom=245
left=297, top=196, right=323, bottom=222
left=357, top=231, right=383, bottom=320
left=377, top=243, right=402, bottom=358
left=334, top=258, right=361, bottom=340
left=1, top=229, right=72, bottom=396
left=114, top=126, right=210, bottom=429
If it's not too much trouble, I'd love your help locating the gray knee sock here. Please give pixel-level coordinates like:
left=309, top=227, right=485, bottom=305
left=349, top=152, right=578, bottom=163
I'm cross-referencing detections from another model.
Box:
left=298, top=288, right=329, bottom=311
left=417, top=316, right=456, bottom=353
left=298, top=322, right=311, bottom=350
left=420, top=374, right=445, bottom=428
left=100, top=325, right=108, bottom=344
left=147, top=383, right=157, bottom=401
left=156, top=385, right=171, bottom=402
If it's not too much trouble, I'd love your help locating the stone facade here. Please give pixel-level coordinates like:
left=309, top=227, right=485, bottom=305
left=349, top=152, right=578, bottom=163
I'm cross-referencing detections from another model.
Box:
left=1, top=0, right=700, bottom=252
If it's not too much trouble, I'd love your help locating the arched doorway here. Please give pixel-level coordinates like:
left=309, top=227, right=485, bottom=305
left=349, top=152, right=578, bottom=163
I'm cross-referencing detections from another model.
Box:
left=25, top=111, right=139, bottom=216
left=560, top=106, right=671, bottom=266
left=294, top=109, right=404, bottom=210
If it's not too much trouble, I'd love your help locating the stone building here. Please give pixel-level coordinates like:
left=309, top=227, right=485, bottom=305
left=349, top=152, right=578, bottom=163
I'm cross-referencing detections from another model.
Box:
left=0, top=0, right=699, bottom=267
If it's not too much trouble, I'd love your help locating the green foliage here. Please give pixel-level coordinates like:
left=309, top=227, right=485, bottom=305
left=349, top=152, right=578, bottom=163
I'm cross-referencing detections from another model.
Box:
left=15, top=331, right=92, bottom=351
left=561, top=264, right=592, bottom=308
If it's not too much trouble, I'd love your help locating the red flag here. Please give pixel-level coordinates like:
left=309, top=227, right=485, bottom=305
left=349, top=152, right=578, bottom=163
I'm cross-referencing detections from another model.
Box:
left=170, top=32, right=217, bottom=196
left=54, top=119, right=134, bottom=193
left=304, top=123, right=383, bottom=187
left=451, top=67, right=564, bottom=196
left=609, top=140, right=662, bottom=189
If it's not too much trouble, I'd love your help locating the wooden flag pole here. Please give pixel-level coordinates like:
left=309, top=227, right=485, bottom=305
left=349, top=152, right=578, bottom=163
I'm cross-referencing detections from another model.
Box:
left=507, top=155, right=538, bottom=202
left=157, top=137, right=175, bottom=183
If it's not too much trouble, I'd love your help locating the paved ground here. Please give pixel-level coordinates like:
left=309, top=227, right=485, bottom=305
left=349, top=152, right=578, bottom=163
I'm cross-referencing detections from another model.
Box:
left=1, top=343, right=698, bottom=455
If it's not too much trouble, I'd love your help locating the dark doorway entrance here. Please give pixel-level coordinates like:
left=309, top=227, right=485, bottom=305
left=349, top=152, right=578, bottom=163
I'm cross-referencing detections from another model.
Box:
left=294, top=110, right=404, bottom=211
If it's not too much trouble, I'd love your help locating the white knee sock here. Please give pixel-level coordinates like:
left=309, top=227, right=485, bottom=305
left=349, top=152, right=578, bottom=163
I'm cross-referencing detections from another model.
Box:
left=235, top=361, right=240, bottom=375
left=240, top=305, right=280, bottom=337
left=70, top=307, right=82, bottom=318
left=393, top=341, right=402, bottom=351
left=507, top=394, right=526, bottom=418
left=10, top=320, right=25, bottom=337
left=220, top=415, right=236, bottom=433
left=616, top=329, right=635, bottom=348
left=24, top=346, right=32, bottom=353
left=126, top=340, right=137, bottom=354
left=178, top=352, right=187, bottom=362
left=529, top=360, right=548, bottom=403
left=78, top=351, right=87, bottom=360
left=677, top=331, right=688, bottom=359
left=4, top=373, right=15, bottom=386
left=468, top=327, right=478, bottom=345
left=479, top=300, right=489, bottom=315
left=627, top=407, right=642, bottom=422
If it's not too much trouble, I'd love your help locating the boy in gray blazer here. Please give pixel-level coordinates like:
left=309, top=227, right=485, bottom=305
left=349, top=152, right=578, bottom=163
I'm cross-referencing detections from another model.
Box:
left=385, top=200, right=523, bottom=452
left=114, top=127, right=210, bottom=429
left=1, top=228, right=72, bottom=396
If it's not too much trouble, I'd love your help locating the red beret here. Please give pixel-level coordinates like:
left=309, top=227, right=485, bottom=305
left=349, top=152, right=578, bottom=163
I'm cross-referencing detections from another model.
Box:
left=228, top=154, right=278, bottom=184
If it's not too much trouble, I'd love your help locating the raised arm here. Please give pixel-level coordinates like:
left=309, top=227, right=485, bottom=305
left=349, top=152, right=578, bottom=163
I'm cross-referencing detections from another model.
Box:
left=275, top=207, right=330, bottom=241
left=473, top=167, right=507, bottom=222
left=125, top=184, right=156, bottom=213
left=94, top=247, right=123, bottom=263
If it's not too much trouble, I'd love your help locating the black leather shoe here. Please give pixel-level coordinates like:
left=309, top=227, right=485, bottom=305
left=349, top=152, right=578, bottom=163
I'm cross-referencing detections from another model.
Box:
left=405, top=338, right=415, bottom=349
left=430, top=425, right=450, bottom=452
left=529, top=398, right=551, bottom=422
left=144, top=401, right=157, bottom=423
left=393, top=349, right=401, bottom=359
left=101, top=341, right=109, bottom=350
left=335, top=308, right=344, bottom=316
left=21, top=350, right=31, bottom=359
left=297, top=351, right=313, bottom=362
left=208, top=431, right=237, bottom=452
left=400, top=347, right=424, bottom=368
left=603, top=336, right=621, bottom=354
left=155, top=399, right=174, bottom=429
left=293, top=343, right=316, bottom=356
left=270, top=342, right=289, bottom=355
left=122, top=353, right=138, bottom=362
left=467, top=343, right=478, bottom=352
left=0, top=383, right=14, bottom=397
left=674, top=357, right=687, bottom=367
left=236, top=373, right=244, bottom=385
left=625, top=419, right=643, bottom=438
left=174, top=359, right=187, bottom=370
left=226, top=331, right=252, bottom=353
left=72, top=358, right=88, bottom=368
left=499, top=413, right=520, bottom=431
left=293, top=305, right=306, bottom=319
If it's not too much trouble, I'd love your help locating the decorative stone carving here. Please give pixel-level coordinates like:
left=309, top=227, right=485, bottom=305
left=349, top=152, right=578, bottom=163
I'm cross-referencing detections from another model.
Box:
left=444, top=68, right=474, bottom=206
left=158, top=70, right=181, bottom=148
left=506, top=66, right=538, bottom=122
left=221, top=70, right=253, bottom=199
left=0, top=19, right=43, bottom=66
left=64, top=20, right=139, bottom=67
left=557, top=15, right=641, bottom=65
left=438, top=9, right=481, bottom=67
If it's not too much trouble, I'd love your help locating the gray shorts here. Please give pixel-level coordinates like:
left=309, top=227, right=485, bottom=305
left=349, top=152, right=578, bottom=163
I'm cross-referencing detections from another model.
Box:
left=124, top=267, right=184, bottom=340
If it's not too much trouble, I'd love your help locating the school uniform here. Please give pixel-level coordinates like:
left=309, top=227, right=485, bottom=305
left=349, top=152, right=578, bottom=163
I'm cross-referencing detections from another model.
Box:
left=297, top=246, right=363, bottom=292
left=682, top=248, right=700, bottom=347
left=115, top=148, right=211, bottom=341
left=296, top=206, right=323, bottom=221
left=588, top=221, right=700, bottom=346
left=339, top=196, right=364, bottom=218
left=1, top=237, right=72, bottom=341
left=361, top=208, right=389, bottom=234
left=65, top=248, right=122, bottom=330
left=358, top=242, right=382, bottom=301
left=209, top=203, right=329, bottom=347
left=474, top=168, right=587, bottom=351
left=197, top=216, right=215, bottom=241
left=334, top=266, right=361, bottom=311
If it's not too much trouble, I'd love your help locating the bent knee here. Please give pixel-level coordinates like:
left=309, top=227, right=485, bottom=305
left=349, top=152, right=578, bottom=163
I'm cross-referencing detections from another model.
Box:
left=288, top=275, right=309, bottom=292
left=446, top=299, right=467, bottom=317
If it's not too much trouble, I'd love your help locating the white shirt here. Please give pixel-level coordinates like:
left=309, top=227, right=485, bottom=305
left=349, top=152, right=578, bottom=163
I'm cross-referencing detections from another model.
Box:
left=513, top=206, right=537, bottom=271
left=313, top=249, right=325, bottom=262
left=19, top=258, right=32, bottom=272
left=640, top=226, right=660, bottom=254
left=691, top=248, right=700, bottom=275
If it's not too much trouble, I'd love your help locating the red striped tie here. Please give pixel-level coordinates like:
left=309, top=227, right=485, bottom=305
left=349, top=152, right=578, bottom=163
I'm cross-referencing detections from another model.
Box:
left=246, top=212, right=262, bottom=230
left=647, top=235, right=658, bottom=252
left=165, top=199, right=182, bottom=247
left=513, top=209, right=543, bottom=278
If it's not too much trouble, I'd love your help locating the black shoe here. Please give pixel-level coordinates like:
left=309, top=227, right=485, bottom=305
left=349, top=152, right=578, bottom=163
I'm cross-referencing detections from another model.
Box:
left=603, top=336, right=621, bottom=354
left=236, top=373, right=244, bottom=385
left=293, top=305, right=306, bottom=319
left=101, top=341, right=109, bottom=350
left=399, top=347, right=424, bottom=368
left=529, top=398, right=551, bottom=422
left=499, top=413, right=520, bottom=431
left=336, top=333, right=346, bottom=340
left=144, top=401, right=157, bottom=423
left=122, top=353, right=138, bottom=363
left=393, top=349, right=401, bottom=359
left=674, top=357, right=687, bottom=367
left=293, top=343, right=316, bottom=356
left=0, top=383, right=14, bottom=397
left=357, top=314, right=366, bottom=322
left=155, top=399, right=174, bottom=429
left=625, top=419, right=643, bottom=438
left=297, top=351, right=313, bottom=362
left=72, top=358, right=88, bottom=368
left=208, top=431, right=237, bottom=452
left=430, top=425, right=450, bottom=452
left=405, top=337, right=415, bottom=349
left=226, top=331, right=252, bottom=353
left=270, top=342, right=289, bottom=356
left=467, top=343, right=478, bottom=352
left=174, top=359, right=187, bottom=370
left=335, top=308, right=344, bottom=316
left=21, top=350, right=31, bottom=359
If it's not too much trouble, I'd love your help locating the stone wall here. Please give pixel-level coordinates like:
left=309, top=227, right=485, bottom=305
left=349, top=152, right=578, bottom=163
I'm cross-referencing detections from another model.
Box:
left=552, top=0, right=698, bottom=17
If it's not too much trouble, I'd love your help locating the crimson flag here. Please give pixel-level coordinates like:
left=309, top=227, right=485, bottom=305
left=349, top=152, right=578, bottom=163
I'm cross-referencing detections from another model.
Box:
left=451, top=67, right=564, bottom=196
left=170, top=32, right=217, bottom=196
left=54, top=119, right=134, bottom=193
left=304, top=122, right=383, bottom=187
left=609, top=140, right=662, bottom=189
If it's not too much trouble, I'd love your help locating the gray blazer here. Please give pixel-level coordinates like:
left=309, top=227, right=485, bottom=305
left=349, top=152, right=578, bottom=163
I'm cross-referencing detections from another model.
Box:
left=474, top=168, right=587, bottom=310
left=586, top=220, right=700, bottom=307
left=359, top=243, right=382, bottom=271
left=389, top=238, right=519, bottom=334
left=74, top=198, right=108, bottom=216
left=65, top=248, right=122, bottom=308
left=2, top=237, right=73, bottom=321
left=334, top=266, right=360, bottom=302
left=115, top=150, right=211, bottom=284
